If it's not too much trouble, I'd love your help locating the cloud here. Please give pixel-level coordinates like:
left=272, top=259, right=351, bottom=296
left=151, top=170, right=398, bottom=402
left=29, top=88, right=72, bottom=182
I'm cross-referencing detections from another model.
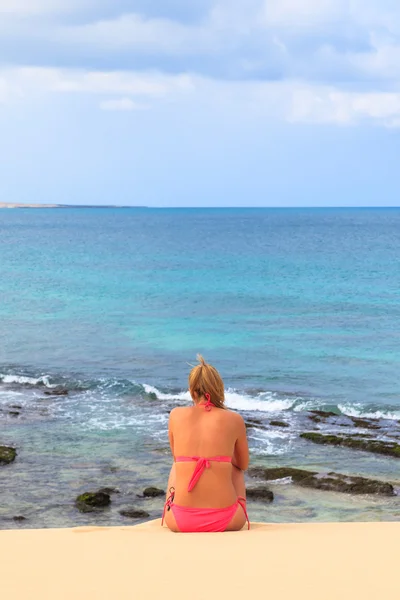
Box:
left=99, top=97, right=149, bottom=111
left=1, top=1, right=400, bottom=130
left=1, top=66, right=400, bottom=128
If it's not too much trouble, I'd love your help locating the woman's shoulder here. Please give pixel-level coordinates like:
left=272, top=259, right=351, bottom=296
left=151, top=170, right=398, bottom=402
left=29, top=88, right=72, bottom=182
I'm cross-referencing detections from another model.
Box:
left=223, top=408, right=246, bottom=425
left=169, top=406, right=190, bottom=419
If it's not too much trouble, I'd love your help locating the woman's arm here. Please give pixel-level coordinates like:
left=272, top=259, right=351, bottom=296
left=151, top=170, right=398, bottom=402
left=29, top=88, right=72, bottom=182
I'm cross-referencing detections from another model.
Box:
left=168, top=408, right=177, bottom=461
left=232, top=414, right=249, bottom=471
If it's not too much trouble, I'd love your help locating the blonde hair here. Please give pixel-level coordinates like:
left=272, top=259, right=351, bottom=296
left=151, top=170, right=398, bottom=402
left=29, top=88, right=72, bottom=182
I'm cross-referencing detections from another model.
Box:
left=188, top=354, right=225, bottom=409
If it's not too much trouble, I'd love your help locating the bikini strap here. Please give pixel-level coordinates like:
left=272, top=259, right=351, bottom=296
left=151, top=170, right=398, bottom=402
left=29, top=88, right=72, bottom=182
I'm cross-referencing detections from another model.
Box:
left=203, top=393, right=212, bottom=412
left=161, top=487, right=175, bottom=527
left=237, top=496, right=250, bottom=530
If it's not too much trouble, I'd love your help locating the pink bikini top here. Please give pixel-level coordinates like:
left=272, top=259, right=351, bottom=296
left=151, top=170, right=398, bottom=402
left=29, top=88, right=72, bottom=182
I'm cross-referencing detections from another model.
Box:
left=175, top=394, right=232, bottom=492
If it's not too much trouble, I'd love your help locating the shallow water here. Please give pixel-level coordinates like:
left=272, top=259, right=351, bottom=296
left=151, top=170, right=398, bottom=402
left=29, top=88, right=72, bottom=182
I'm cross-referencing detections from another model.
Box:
left=0, top=208, right=399, bottom=528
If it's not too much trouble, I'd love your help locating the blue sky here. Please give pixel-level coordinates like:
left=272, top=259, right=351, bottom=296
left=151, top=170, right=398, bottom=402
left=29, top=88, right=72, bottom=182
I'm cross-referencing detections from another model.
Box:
left=0, top=0, right=399, bottom=207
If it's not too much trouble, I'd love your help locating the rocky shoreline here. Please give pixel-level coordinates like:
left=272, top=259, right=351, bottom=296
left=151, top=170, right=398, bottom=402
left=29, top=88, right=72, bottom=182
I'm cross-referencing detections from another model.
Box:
left=2, top=405, right=399, bottom=525
left=1, top=377, right=399, bottom=527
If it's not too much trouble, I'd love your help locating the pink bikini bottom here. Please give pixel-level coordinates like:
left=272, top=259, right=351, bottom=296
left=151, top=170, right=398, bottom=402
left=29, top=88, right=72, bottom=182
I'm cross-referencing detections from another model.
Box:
left=162, top=496, right=249, bottom=533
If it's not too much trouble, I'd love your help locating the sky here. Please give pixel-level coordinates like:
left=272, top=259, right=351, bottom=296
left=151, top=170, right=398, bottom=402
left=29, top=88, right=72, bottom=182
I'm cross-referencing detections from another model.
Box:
left=0, top=0, right=399, bottom=207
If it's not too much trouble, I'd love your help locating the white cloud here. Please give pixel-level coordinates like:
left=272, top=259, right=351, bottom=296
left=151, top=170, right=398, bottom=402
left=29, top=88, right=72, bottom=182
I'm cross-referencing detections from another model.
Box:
left=2, top=66, right=400, bottom=128
left=0, top=67, right=194, bottom=101
left=99, top=97, right=149, bottom=111
left=0, top=0, right=79, bottom=15
left=59, top=13, right=217, bottom=55
left=286, top=85, right=400, bottom=126
left=262, top=0, right=346, bottom=29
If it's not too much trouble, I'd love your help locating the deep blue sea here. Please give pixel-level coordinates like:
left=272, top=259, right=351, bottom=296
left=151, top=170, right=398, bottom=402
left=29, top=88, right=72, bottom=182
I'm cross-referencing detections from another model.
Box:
left=0, top=208, right=399, bottom=528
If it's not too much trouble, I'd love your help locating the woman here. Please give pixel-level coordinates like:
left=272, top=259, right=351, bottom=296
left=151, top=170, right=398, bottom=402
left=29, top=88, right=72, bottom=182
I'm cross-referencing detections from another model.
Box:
left=162, top=355, right=250, bottom=533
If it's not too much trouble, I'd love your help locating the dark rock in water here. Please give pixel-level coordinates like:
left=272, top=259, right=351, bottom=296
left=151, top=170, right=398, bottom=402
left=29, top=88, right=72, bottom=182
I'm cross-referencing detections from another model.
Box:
left=97, top=487, right=120, bottom=495
left=301, top=473, right=394, bottom=496
left=310, top=410, right=337, bottom=418
left=143, top=487, right=165, bottom=498
left=10, top=405, right=22, bottom=410
left=13, top=516, right=27, bottom=522
left=75, top=491, right=111, bottom=512
left=309, top=415, right=322, bottom=423
left=270, top=421, right=289, bottom=428
left=0, top=446, right=17, bottom=465
left=8, top=411, right=20, bottom=417
left=350, top=417, right=380, bottom=430
left=245, top=418, right=265, bottom=430
left=300, top=432, right=400, bottom=458
left=246, top=487, right=274, bottom=502
left=119, top=509, right=150, bottom=519
left=249, top=466, right=394, bottom=496
left=44, top=388, right=68, bottom=396
left=249, top=466, right=317, bottom=483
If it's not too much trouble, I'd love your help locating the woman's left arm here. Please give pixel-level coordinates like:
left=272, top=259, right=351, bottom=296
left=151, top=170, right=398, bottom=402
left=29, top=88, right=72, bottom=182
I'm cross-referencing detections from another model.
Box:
left=168, top=408, right=176, bottom=461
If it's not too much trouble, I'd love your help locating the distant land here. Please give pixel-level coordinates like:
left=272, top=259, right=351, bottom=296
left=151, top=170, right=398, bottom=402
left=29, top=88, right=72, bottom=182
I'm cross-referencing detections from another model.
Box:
left=0, top=203, right=146, bottom=209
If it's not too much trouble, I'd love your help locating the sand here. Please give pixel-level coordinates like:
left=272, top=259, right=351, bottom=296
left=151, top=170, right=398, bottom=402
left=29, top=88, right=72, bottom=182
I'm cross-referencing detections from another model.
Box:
left=1, top=520, right=398, bottom=600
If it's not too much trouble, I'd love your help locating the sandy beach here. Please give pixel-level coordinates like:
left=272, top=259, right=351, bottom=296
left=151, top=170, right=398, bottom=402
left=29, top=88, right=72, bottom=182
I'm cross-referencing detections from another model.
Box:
left=1, top=520, right=398, bottom=600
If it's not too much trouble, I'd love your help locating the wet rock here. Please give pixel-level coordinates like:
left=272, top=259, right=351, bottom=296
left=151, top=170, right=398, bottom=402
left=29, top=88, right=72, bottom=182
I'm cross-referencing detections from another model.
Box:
left=309, top=410, right=337, bottom=418
left=249, top=466, right=394, bottom=496
left=44, top=388, right=68, bottom=397
left=300, top=432, right=400, bottom=458
left=8, top=411, right=20, bottom=417
left=75, top=491, right=111, bottom=513
left=119, top=509, right=150, bottom=519
left=245, top=418, right=265, bottom=430
left=10, top=405, right=22, bottom=410
left=309, top=415, right=322, bottom=423
left=0, top=446, right=17, bottom=465
left=249, top=466, right=317, bottom=483
left=350, top=417, right=380, bottom=430
left=13, top=516, right=26, bottom=522
left=97, top=487, right=120, bottom=495
left=246, top=487, right=274, bottom=502
left=270, top=421, right=289, bottom=428
left=143, top=487, right=165, bottom=498
left=302, top=473, right=394, bottom=496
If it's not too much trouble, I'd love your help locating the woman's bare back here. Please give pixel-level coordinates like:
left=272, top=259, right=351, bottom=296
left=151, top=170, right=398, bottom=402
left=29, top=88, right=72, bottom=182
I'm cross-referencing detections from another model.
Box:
left=169, top=405, right=249, bottom=508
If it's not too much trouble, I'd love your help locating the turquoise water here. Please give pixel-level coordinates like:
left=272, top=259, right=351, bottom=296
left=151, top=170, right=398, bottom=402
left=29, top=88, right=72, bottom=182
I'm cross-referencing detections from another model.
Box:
left=0, top=208, right=399, bottom=527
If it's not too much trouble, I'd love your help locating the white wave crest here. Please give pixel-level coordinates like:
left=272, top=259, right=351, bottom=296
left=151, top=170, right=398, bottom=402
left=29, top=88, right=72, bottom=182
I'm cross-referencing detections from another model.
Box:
left=338, top=404, right=400, bottom=421
left=225, top=389, right=295, bottom=412
left=142, top=383, right=295, bottom=413
left=0, top=374, right=56, bottom=388
left=143, top=384, right=191, bottom=402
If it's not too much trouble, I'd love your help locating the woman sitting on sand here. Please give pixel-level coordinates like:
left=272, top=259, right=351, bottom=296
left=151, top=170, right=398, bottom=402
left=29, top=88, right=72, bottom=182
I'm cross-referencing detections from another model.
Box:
left=162, top=355, right=250, bottom=533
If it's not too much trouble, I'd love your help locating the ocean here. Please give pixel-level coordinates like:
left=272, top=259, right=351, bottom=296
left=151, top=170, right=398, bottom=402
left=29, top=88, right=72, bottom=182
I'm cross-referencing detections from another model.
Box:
left=0, top=207, right=399, bottom=528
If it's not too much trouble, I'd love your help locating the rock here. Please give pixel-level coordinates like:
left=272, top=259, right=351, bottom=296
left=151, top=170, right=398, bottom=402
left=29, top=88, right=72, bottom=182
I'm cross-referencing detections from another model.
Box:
left=249, top=466, right=394, bottom=496
left=97, top=487, right=120, bottom=495
left=310, top=410, right=337, bottom=418
left=13, top=516, right=26, bottom=522
left=309, top=415, right=322, bottom=423
left=270, top=421, right=289, bottom=428
left=75, top=491, right=111, bottom=513
left=246, top=487, right=274, bottom=502
left=300, top=432, right=400, bottom=458
left=44, top=388, right=68, bottom=396
left=8, top=411, right=20, bottom=417
left=119, top=509, right=150, bottom=519
left=249, top=466, right=317, bottom=483
left=143, top=487, right=165, bottom=498
left=10, top=405, right=22, bottom=409
left=245, top=418, right=266, bottom=430
left=350, top=417, right=380, bottom=430
left=0, top=446, right=17, bottom=465
left=301, top=473, right=394, bottom=496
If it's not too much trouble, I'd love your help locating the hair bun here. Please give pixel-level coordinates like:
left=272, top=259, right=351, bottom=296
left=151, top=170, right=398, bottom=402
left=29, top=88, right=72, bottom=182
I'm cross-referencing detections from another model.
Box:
left=196, top=354, right=207, bottom=367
